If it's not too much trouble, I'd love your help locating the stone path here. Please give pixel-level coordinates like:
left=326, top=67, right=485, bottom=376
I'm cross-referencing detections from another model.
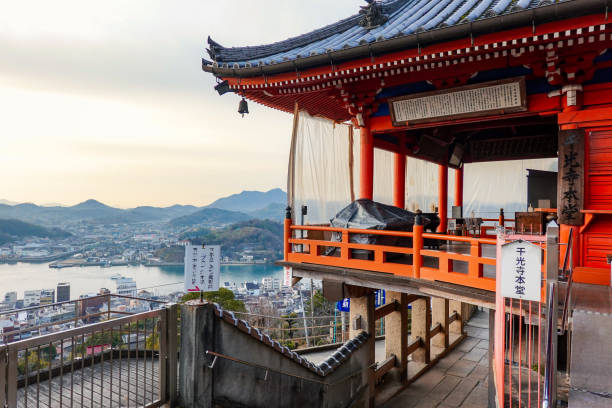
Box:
left=382, top=310, right=491, bottom=408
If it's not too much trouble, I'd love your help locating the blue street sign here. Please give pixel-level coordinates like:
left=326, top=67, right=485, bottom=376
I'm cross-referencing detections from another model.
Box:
left=336, top=290, right=386, bottom=312
left=336, top=297, right=350, bottom=312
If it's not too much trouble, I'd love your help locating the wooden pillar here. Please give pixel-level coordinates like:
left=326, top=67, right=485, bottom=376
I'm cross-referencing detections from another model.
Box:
left=393, top=152, right=406, bottom=209
left=449, top=300, right=465, bottom=335
left=438, top=164, right=448, bottom=233
left=384, top=291, right=408, bottom=382
left=431, top=297, right=450, bottom=349
left=411, top=296, right=431, bottom=364
left=349, top=292, right=376, bottom=407
left=360, top=125, right=374, bottom=200
left=454, top=167, right=463, bottom=208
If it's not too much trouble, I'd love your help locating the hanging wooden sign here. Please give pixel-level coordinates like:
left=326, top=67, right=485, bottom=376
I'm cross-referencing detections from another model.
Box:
left=388, top=77, right=527, bottom=126
left=557, top=129, right=585, bottom=225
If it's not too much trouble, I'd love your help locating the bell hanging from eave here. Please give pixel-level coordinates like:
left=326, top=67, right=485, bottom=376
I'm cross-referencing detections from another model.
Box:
left=238, top=97, right=249, bottom=117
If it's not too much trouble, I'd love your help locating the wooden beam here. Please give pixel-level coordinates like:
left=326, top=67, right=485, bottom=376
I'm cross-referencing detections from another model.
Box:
left=406, top=338, right=422, bottom=355
left=374, top=301, right=399, bottom=321
left=281, top=261, right=496, bottom=309
left=374, top=355, right=396, bottom=383
left=430, top=323, right=442, bottom=338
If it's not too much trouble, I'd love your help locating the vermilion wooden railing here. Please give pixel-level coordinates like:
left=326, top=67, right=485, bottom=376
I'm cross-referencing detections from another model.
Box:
left=286, top=224, right=501, bottom=291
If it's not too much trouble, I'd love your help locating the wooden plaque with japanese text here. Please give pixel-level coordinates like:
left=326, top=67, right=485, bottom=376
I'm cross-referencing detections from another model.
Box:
left=558, top=129, right=584, bottom=225
left=388, top=77, right=527, bottom=126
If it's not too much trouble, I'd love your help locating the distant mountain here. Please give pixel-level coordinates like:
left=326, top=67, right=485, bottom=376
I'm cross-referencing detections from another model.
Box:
left=0, top=199, right=18, bottom=206
left=0, top=189, right=287, bottom=227
left=207, top=188, right=286, bottom=213
left=248, top=202, right=286, bottom=221
left=0, top=200, right=200, bottom=226
left=169, top=208, right=253, bottom=228
left=0, top=219, right=71, bottom=245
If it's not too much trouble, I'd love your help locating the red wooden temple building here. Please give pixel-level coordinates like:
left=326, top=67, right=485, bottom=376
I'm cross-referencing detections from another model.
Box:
left=202, top=1, right=612, bottom=407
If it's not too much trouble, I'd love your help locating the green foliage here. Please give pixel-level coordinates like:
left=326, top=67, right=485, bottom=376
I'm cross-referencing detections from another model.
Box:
left=169, top=208, right=252, bottom=228
left=146, top=331, right=159, bottom=351
left=305, top=291, right=335, bottom=316
left=282, top=313, right=299, bottom=339
left=17, top=351, right=50, bottom=375
left=154, top=246, right=184, bottom=263
left=0, top=218, right=71, bottom=245
left=181, top=288, right=246, bottom=312
left=179, top=219, right=283, bottom=259
left=282, top=340, right=297, bottom=350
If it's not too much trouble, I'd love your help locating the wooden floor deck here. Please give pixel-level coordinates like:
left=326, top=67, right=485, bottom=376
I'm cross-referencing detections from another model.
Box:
left=381, top=310, right=491, bottom=408
left=15, top=358, right=160, bottom=408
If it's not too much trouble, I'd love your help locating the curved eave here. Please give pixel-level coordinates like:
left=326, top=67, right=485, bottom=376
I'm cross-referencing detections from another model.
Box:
left=203, top=0, right=611, bottom=78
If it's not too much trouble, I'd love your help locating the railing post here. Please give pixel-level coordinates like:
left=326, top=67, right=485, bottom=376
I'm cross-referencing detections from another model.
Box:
left=160, top=305, right=169, bottom=403
left=107, top=294, right=111, bottom=320
left=0, top=345, right=6, bottom=408
left=284, top=206, right=292, bottom=261
left=6, top=348, right=17, bottom=408
left=544, top=225, right=559, bottom=408
left=498, top=208, right=505, bottom=229
left=341, top=229, right=350, bottom=261
left=166, top=304, right=178, bottom=407
left=413, top=214, right=424, bottom=279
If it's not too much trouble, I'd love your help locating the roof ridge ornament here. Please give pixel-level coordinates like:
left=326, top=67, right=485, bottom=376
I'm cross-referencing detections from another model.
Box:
left=359, top=0, right=388, bottom=30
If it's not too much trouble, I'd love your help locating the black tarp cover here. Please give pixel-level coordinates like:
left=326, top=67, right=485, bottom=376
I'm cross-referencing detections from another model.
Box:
left=327, top=200, right=430, bottom=254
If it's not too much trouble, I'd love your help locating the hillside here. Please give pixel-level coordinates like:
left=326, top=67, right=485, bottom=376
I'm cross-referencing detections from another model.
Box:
left=0, top=219, right=72, bottom=245
left=169, top=207, right=253, bottom=228
left=207, top=188, right=286, bottom=213
left=173, top=219, right=284, bottom=260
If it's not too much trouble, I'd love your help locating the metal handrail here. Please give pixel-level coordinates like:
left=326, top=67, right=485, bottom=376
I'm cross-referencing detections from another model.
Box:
left=559, top=228, right=574, bottom=335
left=542, top=281, right=557, bottom=408
left=0, top=293, right=167, bottom=316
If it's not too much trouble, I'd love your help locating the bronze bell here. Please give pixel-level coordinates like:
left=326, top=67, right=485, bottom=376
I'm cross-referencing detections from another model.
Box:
left=238, top=98, right=249, bottom=117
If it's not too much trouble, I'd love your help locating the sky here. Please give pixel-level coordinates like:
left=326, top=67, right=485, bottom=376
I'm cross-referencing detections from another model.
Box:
left=0, top=0, right=358, bottom=208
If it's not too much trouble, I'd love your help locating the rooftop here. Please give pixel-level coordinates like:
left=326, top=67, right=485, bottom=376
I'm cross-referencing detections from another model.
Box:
left=204, top=0, right=602, bottom=74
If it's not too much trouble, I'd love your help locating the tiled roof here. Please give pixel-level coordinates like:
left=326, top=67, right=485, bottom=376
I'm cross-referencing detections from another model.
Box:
left=211, top=302, right=369, bottom=377
left=207, top=0, right=569, bottom=69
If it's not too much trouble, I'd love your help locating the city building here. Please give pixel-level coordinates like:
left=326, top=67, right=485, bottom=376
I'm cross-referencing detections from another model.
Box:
left=57, top=283, right=70, bottom=302
left=115, top=277, right=137, bottom=297
left=3, top=291, right=17, bottom=306
left=39, top=289, right=55, bottom=305
left=23, top=290, right=40, bottom=307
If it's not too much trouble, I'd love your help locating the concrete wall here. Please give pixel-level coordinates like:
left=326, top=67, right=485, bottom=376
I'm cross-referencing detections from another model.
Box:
left=179, top=301, right=371, bottom=408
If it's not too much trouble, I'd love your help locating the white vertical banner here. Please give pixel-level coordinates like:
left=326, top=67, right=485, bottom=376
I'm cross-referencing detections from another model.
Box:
left=283, top=266, right=293, bottom=286
left=184, top=243, right=221, bottom=293
left=500, top=240, right=542, bottom=302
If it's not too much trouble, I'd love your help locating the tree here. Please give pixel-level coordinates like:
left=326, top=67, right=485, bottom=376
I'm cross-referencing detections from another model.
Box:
left=304, top=290, right=334, bottom=316
left=282, top=312, right=298, bottom=339
left=181, top=288, right=246, bottom=312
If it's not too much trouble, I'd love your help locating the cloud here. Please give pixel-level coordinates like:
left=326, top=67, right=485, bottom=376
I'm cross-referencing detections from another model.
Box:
left=0, top=0, right=359, bottom=207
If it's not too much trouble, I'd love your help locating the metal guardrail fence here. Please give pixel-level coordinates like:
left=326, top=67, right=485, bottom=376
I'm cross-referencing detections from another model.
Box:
left=1, top=294, right=168, bottom=345
left=1, top=304, right=178, bottom=408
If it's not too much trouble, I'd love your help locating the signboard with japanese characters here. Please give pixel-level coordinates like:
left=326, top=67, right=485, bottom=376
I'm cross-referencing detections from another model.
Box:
left=557, top=129, right=584, bottom=225
left=501, top=240, right=542, bottom=302
left=283, top=266, right=293, bottom=287
left=389, top=77, right=527, bottom=126
left=184, top=243, right=220, bottom=293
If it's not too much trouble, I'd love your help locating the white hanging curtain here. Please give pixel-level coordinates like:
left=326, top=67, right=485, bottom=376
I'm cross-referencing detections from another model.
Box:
left=289, top=111, right=355, bottom=225
left=288, top=108, right=558, bottom=223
